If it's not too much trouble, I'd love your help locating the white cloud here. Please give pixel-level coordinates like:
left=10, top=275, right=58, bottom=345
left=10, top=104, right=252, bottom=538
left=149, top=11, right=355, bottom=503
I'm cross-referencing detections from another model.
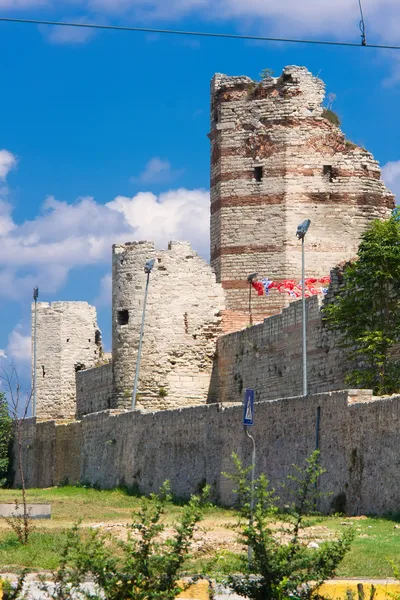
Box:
left=0, top=150, right=17, bottom=180
left=0, top=0, right=48, bottom=7
left=95, top=273, right=112, bottom=306
left=107, top=188, right=209, bottom=257
left=0, top=168, right=210, bottom=300
left=3, top=0, right=399, bottom=43
left=131, top=157, right=183, bottom=185
left=41, top=21, right=96, bottom=45
left=7, top=327, right=31, bottom=363
left=382, top=160, right=400, bottom=199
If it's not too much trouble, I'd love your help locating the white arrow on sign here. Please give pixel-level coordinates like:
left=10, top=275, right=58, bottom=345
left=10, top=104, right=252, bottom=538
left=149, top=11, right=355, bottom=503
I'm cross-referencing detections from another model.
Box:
left=245, top=402, right=253, bottom=422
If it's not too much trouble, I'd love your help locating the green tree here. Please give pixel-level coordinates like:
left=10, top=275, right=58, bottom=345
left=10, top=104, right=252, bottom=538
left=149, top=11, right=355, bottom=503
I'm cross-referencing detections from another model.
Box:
left=40, top=482, right=209, bottom=600
left=323, top=210, right=400, bottom=394
left=224, top=452, right=353, bottom=600
left=0, top=391, right=13, bottom=487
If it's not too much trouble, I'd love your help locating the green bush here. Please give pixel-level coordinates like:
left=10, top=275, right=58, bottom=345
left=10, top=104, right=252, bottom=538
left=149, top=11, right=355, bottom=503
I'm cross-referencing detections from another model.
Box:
left=323, top=209, right=400, bottom=395
left=40, top=482, right=209, bottom=600
left=224, top=451, right=353, bottom=600
left=322, top=108, right=341, bottom=127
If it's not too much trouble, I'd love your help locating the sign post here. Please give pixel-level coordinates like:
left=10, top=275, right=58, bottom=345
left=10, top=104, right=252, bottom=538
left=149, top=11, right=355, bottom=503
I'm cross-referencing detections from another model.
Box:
left=243, top=389, right=255, bottom=567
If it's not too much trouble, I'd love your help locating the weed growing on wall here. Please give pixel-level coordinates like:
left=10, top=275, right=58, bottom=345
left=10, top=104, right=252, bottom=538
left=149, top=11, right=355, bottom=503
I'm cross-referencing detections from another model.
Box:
left=39, top=482, right=209, bottom=600
left=324, top=209, right=400, bottom=395
left=322, top=108, right=341, bottom=126
left=224, top=451, right=353, bottom=600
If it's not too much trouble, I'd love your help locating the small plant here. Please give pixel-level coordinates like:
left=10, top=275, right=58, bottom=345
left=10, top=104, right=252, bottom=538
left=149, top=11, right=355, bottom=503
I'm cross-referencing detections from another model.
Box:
left=322, top=108, right=341, bottom=127
left=159, top=387, right=168, bottom=398
left=0, top=392, right=13, bottom=487
left=6, top=499, right=34, bottom=546
left=259, top=68, right=274, bottom=81
left=123, top=389, right=131, bottom=398
left=224, top=451, right=353, bottom=600
left=326, top=92, right=337, bottom=110
left=247, top=82, right=256, bottom=96
left=345, top=140, right=358, bottom=150
left=0, top=367, right=33, bottom=545
left=40, top=482, right=209, bottom=600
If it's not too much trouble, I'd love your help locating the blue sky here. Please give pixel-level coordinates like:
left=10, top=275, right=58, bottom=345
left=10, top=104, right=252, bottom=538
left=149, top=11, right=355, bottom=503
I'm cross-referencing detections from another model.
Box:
left=0, top=0, right=399, bottom=384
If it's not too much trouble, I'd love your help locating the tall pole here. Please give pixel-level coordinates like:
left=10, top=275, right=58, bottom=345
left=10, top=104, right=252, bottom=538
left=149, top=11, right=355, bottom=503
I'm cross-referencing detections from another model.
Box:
left=32, top=287, right=39, bottom=418
left=131, top=269, right=151, bottom=410
left=249, top=281, right=252, bottom=326
left=245, top=426, right=256, bottom=567
left=247, top=273, right=257, bottom=327
left=302, top=236, right=307, bottom=397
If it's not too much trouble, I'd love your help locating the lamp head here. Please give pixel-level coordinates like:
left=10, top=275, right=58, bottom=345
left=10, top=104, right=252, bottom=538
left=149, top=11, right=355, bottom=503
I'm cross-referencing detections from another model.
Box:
left=247, top=273, right=258, bottom=283
left=296, top=219, right=311, bottom=240
left=144, top=258, right=155, bottom=274
left=33, top=286, right=39, bottom=300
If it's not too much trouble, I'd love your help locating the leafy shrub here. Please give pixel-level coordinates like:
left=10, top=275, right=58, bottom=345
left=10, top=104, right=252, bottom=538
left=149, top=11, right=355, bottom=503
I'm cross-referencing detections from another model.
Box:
left=224, top=451, right=353, bottom=600
left=322, top=108, right=341, bottom=127
left=323, top=210, right=400, bottom=395
left=40, top=482, right=209, bottom=600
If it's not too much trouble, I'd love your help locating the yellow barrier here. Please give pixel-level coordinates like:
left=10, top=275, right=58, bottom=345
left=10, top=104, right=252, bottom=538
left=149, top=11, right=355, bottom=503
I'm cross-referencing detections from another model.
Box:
left=176, top=580, right=210, bottom=600
left=317, top=581, right=400, bottom=599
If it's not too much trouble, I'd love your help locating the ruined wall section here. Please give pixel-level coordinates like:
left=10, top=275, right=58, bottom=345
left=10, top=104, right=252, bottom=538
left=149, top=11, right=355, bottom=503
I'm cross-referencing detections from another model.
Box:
left=210, top=66, right=394, bottom=332
left=16, top=390, right=400, bottom=515
left=112, top=240, right=225, bottom=411
left=76, top=362, right=113, bottom=418
left=217, top=294, right=346, bottom=403
left=33, top=302, right=102, bottom=420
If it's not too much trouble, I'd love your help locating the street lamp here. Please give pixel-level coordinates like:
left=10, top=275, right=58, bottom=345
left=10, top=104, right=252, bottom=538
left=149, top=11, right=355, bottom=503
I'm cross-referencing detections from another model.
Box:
left=247, top=273, right=258, bottom=327
left=32, top=286, right=39, bottom=418
left=296, top=219, right=311, bottom=397
left=131, top=258, right=155, bottom=410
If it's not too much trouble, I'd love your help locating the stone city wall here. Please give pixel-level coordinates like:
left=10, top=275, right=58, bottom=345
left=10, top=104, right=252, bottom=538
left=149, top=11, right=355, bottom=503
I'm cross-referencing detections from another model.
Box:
left=15, top=389, right=400, bottom=515
left=32, top=302, right=102, bottom=420
left=76, top=362, right=113, bottom=418
left=216, top=294, right=347, bottom=404
left=210, top=66, right=394, bottom=330
left=112, top=240, right=225, bottom=411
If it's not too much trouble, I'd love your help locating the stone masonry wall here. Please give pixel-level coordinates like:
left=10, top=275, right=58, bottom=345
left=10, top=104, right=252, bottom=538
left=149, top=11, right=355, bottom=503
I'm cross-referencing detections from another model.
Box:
left=15, top=390, right=400, bottom=515
left=210, top=66, right=394, bottom=332
left=217, top=294, right=347, bottom=404
left=112, top=240, right=225, bottom=411
left=32, top=302, right=102, bottom=420
left=76, top=362, right=113, bottom=418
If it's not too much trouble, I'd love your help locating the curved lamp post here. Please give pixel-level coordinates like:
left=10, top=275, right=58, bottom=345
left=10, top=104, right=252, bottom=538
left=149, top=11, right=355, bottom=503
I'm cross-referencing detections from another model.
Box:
left=32, top=286, right=39, bottom=418
left=131, top=258, right=155, bottom=410
left=296, top=219, right=311, bottom=397
left=247, top=272, right=258, bottom=326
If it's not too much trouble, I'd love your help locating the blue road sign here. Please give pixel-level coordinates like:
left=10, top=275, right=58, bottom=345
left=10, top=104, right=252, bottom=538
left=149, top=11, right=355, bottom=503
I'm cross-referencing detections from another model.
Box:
left=243, top=389, right=254, bottom=426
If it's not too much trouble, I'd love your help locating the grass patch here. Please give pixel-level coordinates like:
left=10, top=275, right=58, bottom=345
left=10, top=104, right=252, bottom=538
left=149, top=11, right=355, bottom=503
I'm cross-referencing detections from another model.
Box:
left=0, top=488, right=399, bottom=577
left=318, top=515, right=400, bottom=578
left=0, top=486, right=145, bottom=523
left=184, top=550, right=244, bottom=580
left=0, top=531, right=67, bottom=571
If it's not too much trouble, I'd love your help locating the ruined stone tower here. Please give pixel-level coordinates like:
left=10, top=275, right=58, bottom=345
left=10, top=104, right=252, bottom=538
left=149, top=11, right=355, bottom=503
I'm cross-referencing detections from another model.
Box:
left=210, top=66, right=394, bottom=330
left=32, top=302, right=102, bottom=420
left=112, top=240, right=225, bottom=410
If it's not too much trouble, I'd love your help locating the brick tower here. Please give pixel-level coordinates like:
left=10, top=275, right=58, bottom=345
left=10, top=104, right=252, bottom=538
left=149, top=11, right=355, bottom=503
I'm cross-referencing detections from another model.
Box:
left=210, top=66, right=394, bottom=332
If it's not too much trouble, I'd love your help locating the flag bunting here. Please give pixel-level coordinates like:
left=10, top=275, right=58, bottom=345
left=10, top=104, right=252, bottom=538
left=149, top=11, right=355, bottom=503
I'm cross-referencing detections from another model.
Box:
left=251, top=276, right=331, bottom=298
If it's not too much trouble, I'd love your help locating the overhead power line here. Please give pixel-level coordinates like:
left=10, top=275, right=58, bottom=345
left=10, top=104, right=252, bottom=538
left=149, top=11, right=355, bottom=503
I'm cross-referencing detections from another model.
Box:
left=0, top=16, right=399, bottom=51
left=358, top=0, right=367, bottom=46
